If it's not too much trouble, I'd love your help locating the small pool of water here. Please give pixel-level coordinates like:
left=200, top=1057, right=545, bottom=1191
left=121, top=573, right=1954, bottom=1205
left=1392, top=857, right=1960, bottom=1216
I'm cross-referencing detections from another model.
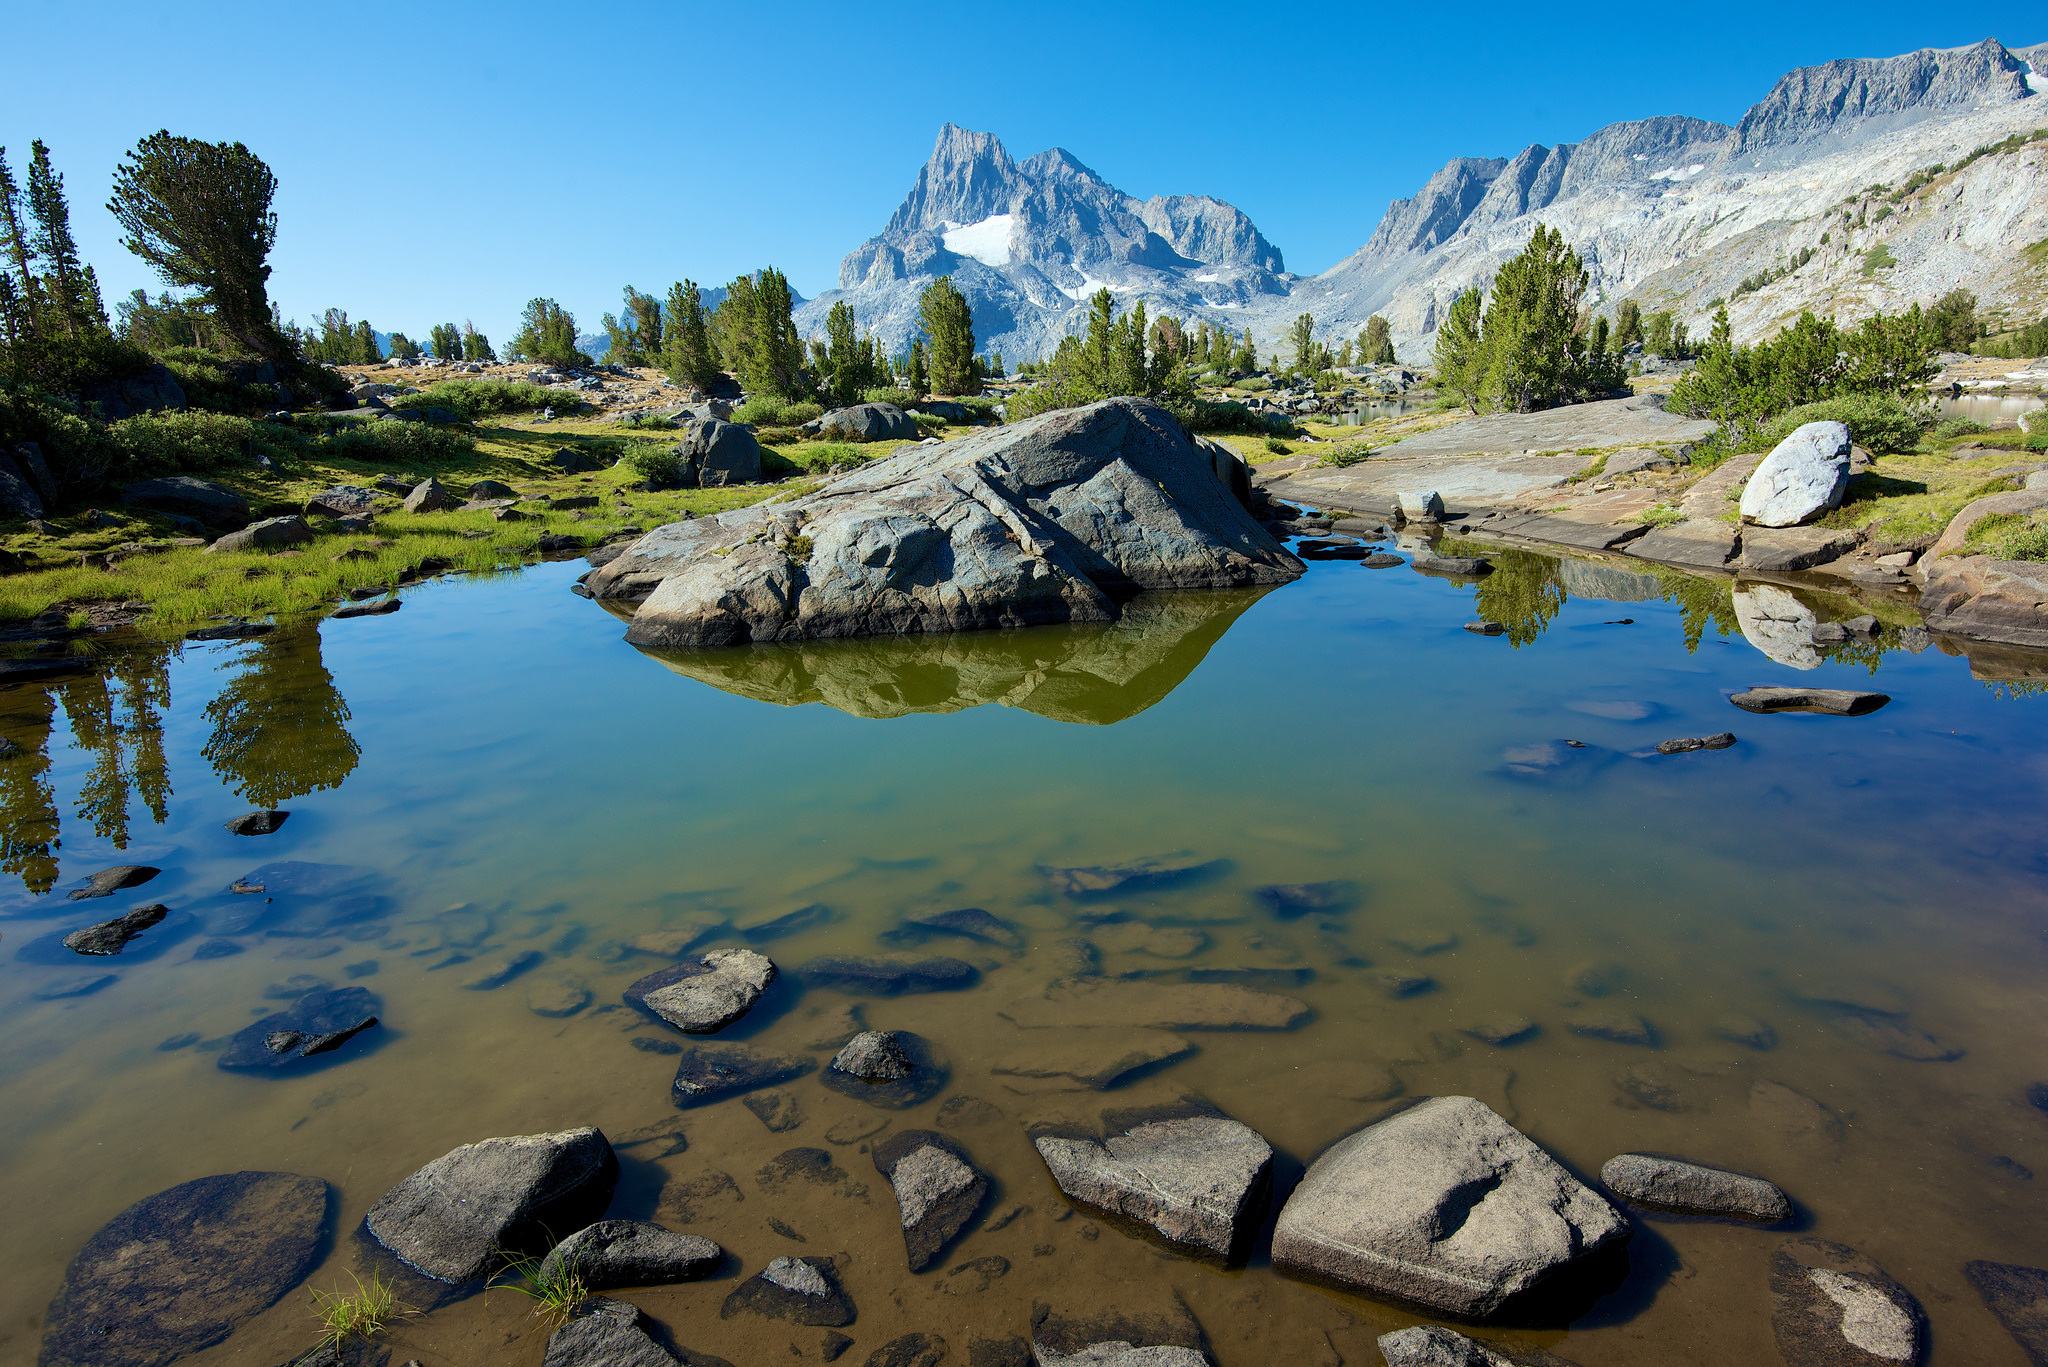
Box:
left=1337, top=399, right=1428, bottom=425
left=4, top=542, right=2047, bottom=1365
left=1933, top=392, right=2044, bottom=427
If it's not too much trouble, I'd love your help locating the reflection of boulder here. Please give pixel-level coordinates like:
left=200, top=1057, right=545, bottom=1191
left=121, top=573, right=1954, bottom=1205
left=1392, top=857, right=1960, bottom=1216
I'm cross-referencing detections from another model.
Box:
left=1556, top=558, right=1660, bottom=604
left=1733, top=584, right=1821, bottom=670
left=1938, top=634, right=2048, bottom=683
left=637, top=588, right=1272, bottom=724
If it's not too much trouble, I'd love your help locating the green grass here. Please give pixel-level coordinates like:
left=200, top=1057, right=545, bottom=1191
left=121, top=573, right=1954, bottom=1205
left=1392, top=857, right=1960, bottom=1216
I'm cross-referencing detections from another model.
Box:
left=496, top=1248, right=588, bottom=1333
left=304, top=1271, right=408, bottom=1356
left=1642, top=503, right=1686, bottom=527
left=1965, top=511, right=2048, bottom=561
left=1861, top=244, right=1898, bottom=276
left=1563, top=452, right=1610, bottom=485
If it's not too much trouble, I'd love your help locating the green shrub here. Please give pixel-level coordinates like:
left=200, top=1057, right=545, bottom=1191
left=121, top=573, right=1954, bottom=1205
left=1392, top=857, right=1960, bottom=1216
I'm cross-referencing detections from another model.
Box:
left=1263, top=436, right=1290, bottom=454
left=754, top=426, right=805, bottom=445
left=860, top=386, right=910, bottom=406
left=1236, top=376, right=1273, bottom=392
left=105, top=410, right=265, bottom=474
left=1315, top=445, right=1371, bottom=468
left=732, top=396, right=786, bottom=426
left=1935, top=417, right=1988, bottom=439
left=792, top=442, right=869, bottom=472
left=8, top=330, right=157, bottom=396
left=780, top=401, right=823, bottom=426
left=317, top=420, right=474, bottom=462
left=1764, top=394, right=1929, bottom=454
left=621, top=444, right=683, bottom=485
left=388, top=379, right=565, bottom=419
left=155, top=348, right=285, bottom=416
left=1967, top=512, right=2048, bottom=561
left=912, top=412, right=945, bottom=433
left=616, top=414, right=675, bottom=430
left=947, top=396, right=1002, bottom=424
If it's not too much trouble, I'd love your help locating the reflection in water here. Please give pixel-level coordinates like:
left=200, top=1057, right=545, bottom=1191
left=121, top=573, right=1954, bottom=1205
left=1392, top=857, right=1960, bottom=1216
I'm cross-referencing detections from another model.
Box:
left=0, top=686, right=61, bottom=894
left=203, top=622, right=360, bottom=807
left=1733, top=583, right=1822, bottom=670
left=63, top=658, right=172, bottom=848
left=1470, top=549, right=1566, bottom=647
left=638, top=588, right=1276, bottom=723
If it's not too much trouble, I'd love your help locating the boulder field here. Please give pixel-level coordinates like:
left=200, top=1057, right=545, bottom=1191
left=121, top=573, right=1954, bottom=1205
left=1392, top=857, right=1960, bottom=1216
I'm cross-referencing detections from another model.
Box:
left=585, top=397, right=1302, bottom=647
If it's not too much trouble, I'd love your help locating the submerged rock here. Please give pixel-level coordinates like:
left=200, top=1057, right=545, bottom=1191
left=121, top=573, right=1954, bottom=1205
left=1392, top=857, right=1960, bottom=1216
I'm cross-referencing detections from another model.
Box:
left=1003, top=977, right=1310, bottom=1031
left=1963, top=1261, right=2048, bottom=1363
left=738, top=902, right=832, bottom=942
left=1250, top=880, right=1359, bottom=918
left=218, top=987, right=381, bottom=1071
left=541, top=1296, right=681, bottom=1367
left=66, top=864, right=159, bottom=899
left=1030, top=1296, right=1212, bottom=1367
left=63, top=903, right=168, bottom=955
left=611, top=398, right=1300, bottom=647
left=223, top=809, right=290, bottom=835
left=874, top=1129, right=990, bottom=1271
left=800, top=954, right=978, bottom=996
left=1036, top=1107, right=1274, bottom=1260
left=822, top=1030, right=948, bottom=1108
left=990, top=1028, right=1196, bottom=1091
left=1271, top=1096, right=1629, bottom=1319
left=720, top=1255, right=856, bottom=1326
left=1377, top=1325, right=1519, bottom=1367
left=1600, top=1153, right=1792, bottom=1222
left=833, top=1030, right=916, bottom=1080
left=365, top=1127, right=619, bottom=1282
left=538, top=1219, right=722, bottom=1289
left=1042, top=852, right=1225, bottom=899
left=671, top=1042, right=816, bottom=1108
left=1769, top=1237, right=1924, bottom=1365
left=627, top=947, right=777, bottom=1033
left=38, top=1170, right=330, bottom=1367
left=890, top=906, right=1024, bottom=948
left=1731, top=687, right=1889, bottom=716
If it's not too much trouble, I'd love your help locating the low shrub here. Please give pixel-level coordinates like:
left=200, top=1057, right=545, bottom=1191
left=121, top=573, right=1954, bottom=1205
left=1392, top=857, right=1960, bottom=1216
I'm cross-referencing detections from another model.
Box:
left=947, top=396, right=1003, bottom=424
left=105, top=410, right=268, bottom=474
left=1934, top=417, right=1989, bottom=439
left=154, top=348, right=283, bottom=416
left=616, top=414, right=675, bottom=430
left=912, top=412, right=945, bottom=433
left=387, top=379, right=567, bottom=419
left=792, top=442, right=869, bottom=473
left=317, top=420, right=475, bottom=462
left=620, top=444, right=683, bottom=485
left=1967, top=511, right=2048, bottom=561
left=1315, top=445, right=1371, bottom=468
left=860, top=386, right=911, bottom=406
left=1763, top=394, right=1929, bottom=454
left=754, top=425, right=805, bottom=445
left=731, top=396, right=787, bottom=427
left=780, top=401, right=824, bottom=426
left=1263, top=436, right=1290, bottom=455
left=1236, top=377, right=1273, bottom=393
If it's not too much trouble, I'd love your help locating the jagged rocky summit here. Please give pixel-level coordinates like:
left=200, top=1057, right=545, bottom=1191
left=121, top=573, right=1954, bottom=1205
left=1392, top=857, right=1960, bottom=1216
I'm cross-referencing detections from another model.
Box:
left=585, top=397, right=1301, bottom=648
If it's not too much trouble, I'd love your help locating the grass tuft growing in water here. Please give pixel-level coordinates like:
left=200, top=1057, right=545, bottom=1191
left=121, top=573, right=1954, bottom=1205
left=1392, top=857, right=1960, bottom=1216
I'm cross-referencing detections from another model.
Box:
left=495, top=1247, right=588, bottom=1332
left=304, top=1270, right=408, bottom=1354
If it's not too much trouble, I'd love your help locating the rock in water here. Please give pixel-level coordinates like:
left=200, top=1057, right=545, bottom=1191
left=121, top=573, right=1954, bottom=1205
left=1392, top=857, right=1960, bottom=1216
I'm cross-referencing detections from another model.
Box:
left=1251, top=880, right=1359, bottom=918
left=1740, top=422, right=1853, bottom=527
left=821, top=1030, right=948, bottom=1108
left=67, top=864, right=159, bottom=899
left=365, top=1127, right=619, bottom=1282
left=1770, top=1238, right=1924, bottom=1365
left=1034, top=1108, right=1274, bottom=1260
left=615, top=398, right=1300, bottom=647
left=1030, top=1297, right=1213, bottom=1367
left=800, top=955, right=979, bottom=996
left=1600, top=1153, right=1792, bottom=1222
left=833, top=1030, right=916, bottom=1080
left=874, top=1130, right=990, bottom=1271
left=1731, top=687, right=1890, bottom=716
left=1377, top=1325, right=1518, bottom=1366
left=897, top=906, right=1024, bottom=948
left=1271, top=1096, right=1629, bottom=1319
left=63, top=903, right=168, bottom=955
left=217, top=987, right=381, bottom=1071
left=671, top=1042, right=816, bottom=1108
left=39, top=1171, right=329, bottom=1367
left=990, top=1028, right=1196, bottom=1090
left=223, top=809, right=290, bottom=835
left=720, top=1255, right=856, bottom=1326
left=538, top=1220, right=722, bottom=1290
left=541, top=1297, right=681, bottom=1367
left=1963, top=1261, right=2048, bottom=1363
left=627, top=948, right=777, bottom=1033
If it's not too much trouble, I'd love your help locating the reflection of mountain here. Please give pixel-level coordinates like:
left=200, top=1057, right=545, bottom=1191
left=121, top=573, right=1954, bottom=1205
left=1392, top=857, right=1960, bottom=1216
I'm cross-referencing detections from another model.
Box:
left=204, top=622, right=360, bottom=806
left=637, top=588, right=1275, bottom=723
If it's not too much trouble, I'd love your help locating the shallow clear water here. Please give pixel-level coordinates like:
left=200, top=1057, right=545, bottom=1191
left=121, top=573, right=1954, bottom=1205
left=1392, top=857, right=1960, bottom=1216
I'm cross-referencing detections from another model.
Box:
left=1933, top=393, right=2044, bottom=427
left=5, top=540, right=2048, bottom=1365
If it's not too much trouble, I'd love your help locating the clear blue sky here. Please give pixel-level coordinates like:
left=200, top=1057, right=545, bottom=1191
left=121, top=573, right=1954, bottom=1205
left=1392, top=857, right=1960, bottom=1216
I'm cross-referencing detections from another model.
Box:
left=4, top=1, right=2041, bottom=348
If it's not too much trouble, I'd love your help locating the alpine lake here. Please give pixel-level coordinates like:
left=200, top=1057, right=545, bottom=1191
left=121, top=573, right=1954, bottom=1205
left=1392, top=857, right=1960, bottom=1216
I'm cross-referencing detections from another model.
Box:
left=5, top=512, right=2048, bottom=1367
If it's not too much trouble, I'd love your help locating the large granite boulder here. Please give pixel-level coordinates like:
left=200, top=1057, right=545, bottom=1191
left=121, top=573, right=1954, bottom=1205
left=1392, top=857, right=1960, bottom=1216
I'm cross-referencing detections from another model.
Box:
left=626, top=947, right=776, bottom=1033
left=1740, top=422, right=1852, bottom=527
left=1270, top=1096, right=1629, bottom=1319
left=364, top=1127, right=618, bottom=1281
left=873, top=1129, right=989, bottom=1271
left=120, top=476, right=250, bottom=529
left=537, top=1219, right=721, bottom=1289
left=815, top=402, right=919, bottom=442
left=1035, top=1106, right=1273, bottom=1260
left=39, top=1171, right=329, bottom=1367
left=605, top=398, right=1301, bottom=647
left=674, top=418, right=762, bottom=487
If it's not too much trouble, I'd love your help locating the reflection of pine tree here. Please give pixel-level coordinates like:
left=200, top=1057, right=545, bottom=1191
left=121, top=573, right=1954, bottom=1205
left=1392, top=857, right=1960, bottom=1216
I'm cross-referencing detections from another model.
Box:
left=118, top=655, right=172, bottom=824
left=1471, top=550, right=1567, bottom=648
left=0, top=687, right=61, bottom=893
left=203, top=622, right=360, bottom=807
left=60, top=672, right=130, bottom=847
left=53, top=652, right=175, bottom=848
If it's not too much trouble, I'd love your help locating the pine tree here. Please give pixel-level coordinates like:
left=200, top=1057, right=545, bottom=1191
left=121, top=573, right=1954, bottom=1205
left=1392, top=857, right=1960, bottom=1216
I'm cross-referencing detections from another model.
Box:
left=0, top=147, right=43, bottom=349
left=350, top=319, right=379, bottom=364
left=429, top=323, right=462, bottom=360
left=1362, top=315, right=1393, bottom=365
left=1612, top=299, right=1643, bottom=350
left=388, top=332, right=419, bottom=360
left=907, top=339, right=930, bottom=398
left=625, top=287, right=662, bottom=363
left=510, top=299, right=587, bottom=367
left=1233, top=328, right=1258, bottom=373
left=461, top=320, right=496, bottom=363
left=1432, top=289, right=1484, bottom=412
left=918, top=275, right=979, bottom=396
left=26, top=141, right=100, bottom=336
left=660, top=280, right=719, bottom=390
left=719, top=267, right=806, bottom=399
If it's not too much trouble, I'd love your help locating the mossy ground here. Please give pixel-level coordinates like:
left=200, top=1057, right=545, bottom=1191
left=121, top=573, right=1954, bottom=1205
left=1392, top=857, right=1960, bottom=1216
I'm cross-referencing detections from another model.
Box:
left=1808, top=427, right=2043, bottom=542
left=0, top=416, right=960, bottom=634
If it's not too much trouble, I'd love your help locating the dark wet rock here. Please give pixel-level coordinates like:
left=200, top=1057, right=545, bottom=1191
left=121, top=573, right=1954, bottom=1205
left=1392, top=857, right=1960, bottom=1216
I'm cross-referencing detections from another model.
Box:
left=1271, top=1096, right=1629, bottom=1319
left=1362, top=551, right=1406, bottom=567
left=66, top=864, right=159, bottom=900
left=739, top=903, right=833, bottom=942
left=1030, top=1296, right=1211, bottom=1366
left=1770, top=1237, right=1924, bottom=1365
left=219, top=987, right=381, bottom=1071
left=1185, top=966, right=1315, bottom=989
left=1041, top=852, right=1225, bottom=899
left=874, top=1129, right=990, bottom=1271
left=540, top=1296, right=680, bottom=1367
left=1251, top=880, right=1359, bottom=919
left=63, top=903, right=168, bottom=955
left=1565, top=1011, right=1658, bottom=1047
left=212, top=861, right=382, bottom=935
left=1035, top=1106, right=1274, bottom=1260
left=538, top=1219, right=721, bottom=1290
left=720, top=1255, right=856, bottom=1326
left=1655, top=733, right=1737, bottom=754
left=1003, top=977, right=1310, bottom=1030
left=800, top=954, right=978, bottom=996
left=120, top=476, right=250, bottom=529
left=1464, top=621, right=1507, bottom=635
left=823, top=1030, right=948, bottom=1108
left=0, top=656, right=98, bottom=682
left=1465, top=1017, right=1540, bottom=1047
left=365, top=1126, right=618, bottom=1282
left=32, top=972, right=117, bottom=999
left=1601, top=1153, right=1791, bottom=1222
left=192, top=938, right=244, bottom=960
left=890, top=906, right=1024, bottom=948
left=464, top=950, right=543, bottom=990
left=990, top=1028, right=1195, bottom=1090
left=1731, top=687, right=1890, bottom=716
left=280, top=1339, right=391, bottom=1367
left=632, top=1036, right=683, bottom=1055
left=332, top=598, right=402, bottom=619
left=627, top=947, right=776, bottom=1033
left=671, top=1042, right=815, bottom=1108
left=1964, top=1261, right=2048, bottom=1363
left=744, top=1089, right=805, bottom=1132
left=1377, top=1325, right=1519, bottom=1366
left=40, top=1171, right=329, bottom=1367
left=861, top=1335, right=948, bottom=1367
left=224, top=809, right=290, bottom=835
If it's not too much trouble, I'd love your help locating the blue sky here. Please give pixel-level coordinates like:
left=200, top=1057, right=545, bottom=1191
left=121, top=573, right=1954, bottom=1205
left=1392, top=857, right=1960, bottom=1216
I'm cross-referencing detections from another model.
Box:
left=4, top=1, right=2042, bottom=349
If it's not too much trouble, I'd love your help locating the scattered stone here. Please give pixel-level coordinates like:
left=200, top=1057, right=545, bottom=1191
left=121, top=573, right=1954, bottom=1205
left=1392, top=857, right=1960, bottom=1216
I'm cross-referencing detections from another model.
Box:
left=219, top=987, right=381, bottom=1071
left=1362, top=551, right=1406, bottom=567
left=743, top=1090, right=805, bottom=1132
left=538, top=1220, right=721, bottom=1290
left=1963, top=1261, right=2048, bottom=1364
left=306, top=485, right=381, bottom=519
left=1741, top=422, right=1853, bottom=528
left=224, top=809, right=290, bottom=835
left=1401, top=490, right=1446, bottom=519
left=1388, top=925, right=1459, bottom=955
left=719, top=1256, right=856, bottom=1326
left=874, top=1129, right=990, bottom=1271
left=63, top=903, right=168, bottom=955
left=1655, top=733, right=1737, bottom=754
left=1770, top=1237, right=1924, bottom=1366
left=738, top=903, right=832, bottom=942
left=37, top=1171, right=330, bottom=1367
left=464, top=951, right=543, bottom=990
left=540, top=1296, right=680, bottom=1367
left=823, top=1030, right=947, bottom=1108
left=671, top=1042, right=815, bottom=1108
left=990, top=1028, right=1196, bottom=1091
left=1465, top=1017, right=1540, bottom=1047
left=404, top=478, right=455, bottom=513
left=1251, top=880, right=1358, bottom=919
left=365, top=1127, right=619, bottom=1282
left=1730, top=688, right=1890, bottom=716
left=1465, top=621, right=1506, bottom=635
left=67, top=864, right=159, bottom=899
left=1271, top=1096, right=1629, bottom=1318
left=1004, top=978, right=1310, bottom=1031
left=1035, top=1106, right=1274, bottom=1260
left=332, top=599, right=403, bottom=619
left=628, top=947, right=777, bottom=1033
left=1041, top=852, right=1225, bottom=899
left=1566, top=1011, right=1658, bottom=1047
left=185, top=621, right=274, bottom=641
left=1601, top=1153, right=1792, bottom=1222
left=834, top=1030, right=916, bottom=1080
left=800, top=955, right=978, bottom=996
left=205, top=514, right=314, bottom=554
left=469, top=480, right=515, bottom=499
left=659, top=1170, right=743, bottom=1224
left=1377, top=1325, right=1517, bottom=1367
left=1414, top=554, right=1491, bottom=575
left=859, top=1335, right=949, bottom=1367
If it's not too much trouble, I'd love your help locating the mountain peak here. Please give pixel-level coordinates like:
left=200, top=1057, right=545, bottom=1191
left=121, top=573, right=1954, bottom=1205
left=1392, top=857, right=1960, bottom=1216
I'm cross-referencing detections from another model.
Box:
left=1733, top=37, right=2034, bottom=153
left=886, top=125, right=1022, bottom=237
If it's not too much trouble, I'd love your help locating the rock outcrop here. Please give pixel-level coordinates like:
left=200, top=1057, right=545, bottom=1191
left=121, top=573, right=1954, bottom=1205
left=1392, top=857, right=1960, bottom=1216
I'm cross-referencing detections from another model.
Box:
left=1271, top=1096, right=1629, bottom=1319
left=591, top=398, right=1300, bottom=648
left=1920, top=554, right=2048, bottom=649
left=1035, top=1107, right=1274, bottom=1259
left=873, top=1129, right=990, bottom=1270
